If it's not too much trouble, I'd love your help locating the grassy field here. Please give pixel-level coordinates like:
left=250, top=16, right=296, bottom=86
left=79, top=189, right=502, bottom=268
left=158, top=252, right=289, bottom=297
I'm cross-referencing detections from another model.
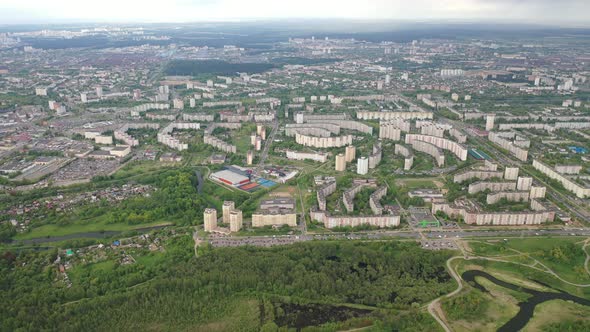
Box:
left=14, top=221, right=174, bottom=240
left=190, top=299, right=260, bottom=332
left=234, top=226, right=296, bottom=237
left=395, top=177, right=444, bottom=189
left=109, top=160, right=172, bottom=180
left=232, top=123, right=257, bottom=154
left=412, top=153, right=436, bottom=172
left=523, top=300, right=590, bottom=331
left=466, top=237, right=590, bottom=284
left=442, top=285, right=519, bottom=332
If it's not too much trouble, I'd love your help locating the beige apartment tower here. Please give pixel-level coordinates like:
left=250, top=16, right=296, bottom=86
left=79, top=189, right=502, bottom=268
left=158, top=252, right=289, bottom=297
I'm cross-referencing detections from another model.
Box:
left=357, top=157, right=369, bottom=175
left=203, top=208, right=218, bottom=232
left=335, top=153, right=346, bottom=172
left=247, top=150, right=254, bottom=165
left=504, top=167, right=519, bottom=181
left=222, top=201, right=235, bottom=224
left=229, top=210, right=243, bottom=232
left=517, top=177, right=533, bottom=191
left=486, top=114, right=495, bottom=131
left=345, top=145, right=356, bottom=162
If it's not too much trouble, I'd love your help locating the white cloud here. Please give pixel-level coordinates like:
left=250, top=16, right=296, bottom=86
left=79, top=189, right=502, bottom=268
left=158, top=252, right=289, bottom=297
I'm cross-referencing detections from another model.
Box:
left=0, top=0, right=588, bottom=24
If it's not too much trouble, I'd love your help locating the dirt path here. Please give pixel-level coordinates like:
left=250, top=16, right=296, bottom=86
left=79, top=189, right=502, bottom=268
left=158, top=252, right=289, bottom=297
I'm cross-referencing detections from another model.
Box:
left=427, top=255, right=464, bottom=332
left=583, top=240, right=590, bottom=277
left=193, top=228, right=201, bottom=257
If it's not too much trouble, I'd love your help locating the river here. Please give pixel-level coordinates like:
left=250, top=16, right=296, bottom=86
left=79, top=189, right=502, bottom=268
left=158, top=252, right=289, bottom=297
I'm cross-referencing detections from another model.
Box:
left=462, top=270, right=590, bottom=331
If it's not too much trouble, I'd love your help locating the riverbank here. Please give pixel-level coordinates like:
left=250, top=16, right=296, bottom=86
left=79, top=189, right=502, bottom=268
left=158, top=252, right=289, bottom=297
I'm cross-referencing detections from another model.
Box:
left=430, top=237, right=590, bottom=331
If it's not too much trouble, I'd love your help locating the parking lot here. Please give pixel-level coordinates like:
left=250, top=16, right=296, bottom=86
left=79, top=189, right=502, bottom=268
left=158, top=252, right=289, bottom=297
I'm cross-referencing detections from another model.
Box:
left=50, top=158, right=120, bottom=183
left=421, top=239, right=459, bottom=250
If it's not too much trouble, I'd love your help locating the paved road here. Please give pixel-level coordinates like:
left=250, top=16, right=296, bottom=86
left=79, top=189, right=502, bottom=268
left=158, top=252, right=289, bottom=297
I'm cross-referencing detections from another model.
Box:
left=204, top=227, right=590, bottom=248
left=297, top=183, right=308, bottom=235
left=255, top=119, right=279, bottom=174
left=194, top=170, right=203, bottom=194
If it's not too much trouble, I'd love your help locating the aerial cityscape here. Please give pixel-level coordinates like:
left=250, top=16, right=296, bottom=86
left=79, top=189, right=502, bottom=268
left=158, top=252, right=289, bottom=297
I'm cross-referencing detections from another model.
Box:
left=1, top=1, right=590, bottom=331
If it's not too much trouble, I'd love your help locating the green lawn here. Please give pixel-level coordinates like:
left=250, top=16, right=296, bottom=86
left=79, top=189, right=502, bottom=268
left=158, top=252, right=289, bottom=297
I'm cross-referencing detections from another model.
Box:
left=234, top=226, right=296, bottom=237
left=502, top=237, right=586, bottom=253
left=14, top=221, right=174, bottom=240
left=442, top=286, right=518, bottom=332
left=395, top=177, right=441, bottom=189
left=467, top=237, right=590, bottom=284
left=524, top=300, right=590, bottom=331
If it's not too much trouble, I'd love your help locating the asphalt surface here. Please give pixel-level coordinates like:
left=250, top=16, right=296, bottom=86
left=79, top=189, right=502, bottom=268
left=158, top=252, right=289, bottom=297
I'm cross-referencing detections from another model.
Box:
left=205, top=227, right=590, bottom=247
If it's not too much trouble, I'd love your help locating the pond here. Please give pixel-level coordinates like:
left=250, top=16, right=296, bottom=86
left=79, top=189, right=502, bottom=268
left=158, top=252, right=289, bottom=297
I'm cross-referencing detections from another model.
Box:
left=271, top=301, right=373, bottom=329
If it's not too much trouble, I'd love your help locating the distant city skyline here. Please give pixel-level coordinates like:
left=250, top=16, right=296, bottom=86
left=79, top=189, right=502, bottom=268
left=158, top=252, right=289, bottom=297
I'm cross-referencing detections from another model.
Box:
left=0, top=0, right=589, bottom=26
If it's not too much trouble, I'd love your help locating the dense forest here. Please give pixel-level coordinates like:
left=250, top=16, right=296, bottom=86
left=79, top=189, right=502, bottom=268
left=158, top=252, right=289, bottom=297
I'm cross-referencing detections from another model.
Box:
left=0, top=240, right=454, bottom=331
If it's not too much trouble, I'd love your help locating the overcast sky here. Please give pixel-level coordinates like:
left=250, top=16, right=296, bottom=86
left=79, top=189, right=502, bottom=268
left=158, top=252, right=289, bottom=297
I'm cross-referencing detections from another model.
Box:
left=0, top=0, right=588, bottom=26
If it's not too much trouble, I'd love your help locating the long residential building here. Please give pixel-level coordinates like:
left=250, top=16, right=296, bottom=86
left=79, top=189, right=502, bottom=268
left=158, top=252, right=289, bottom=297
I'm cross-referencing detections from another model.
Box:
left=317, top=180, right=337, bottom=211
left=368, top=142, right=383, bottom=169
left=411, top=140, right=445, bottom=167
left=488, top=132, right=528, bottom=162
left=203, top=100, right=242, bottom=107
left=454, top=170, right=504, bottom=183
left=286, top=150, right=328, bottom=163
left=205, top=122, right=242, bottom=135
left=379, top=122, right=402, bottom=141
left=357, top=110, right=433, bottom=121
left=295, top=133, right=353, bottom=148
left=498, top=122, right=590, bottom=132
left=468, top=181, right=517, bottom=194
left=182, top=113, right=215, bottom=122
left=532, top=159, right=590, bottom=198
left=252, top=209, right=297, bottom=227
left=204, top=135, right=237, bottom=153
left=285, top=123, right=340, bottom=137
left=405, top=134, right=468, bottom=161
left=133, top=103, right=170, bottom=113
left=380, top=118, right=411, bottom=132
left=420, top=124, right=446, bottom=137
left=157, top=122, right=200, bottom=151
left=449, top=128, right=467, bottom=143
left=369, top=186, right=387, bottom=215
left=146, top=113, right=177, bottom=121
left=297, top=113, right=347, bottom=123
left=343, top=180, right=378, bottom=212
left=432, top=199, right=555, bottom=226
left=250, top=112, right=275, bottom=122
left=310, top=210, right=401, bottom=228
left=486, top=191, right=530, bottom=205
left=307, top=119, right=373, bottom=135
left=394, top=144, right=414, bottom=170
left=220, top=113, right=251, bottom=123
left=115, top=123, right=160, bottom=147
